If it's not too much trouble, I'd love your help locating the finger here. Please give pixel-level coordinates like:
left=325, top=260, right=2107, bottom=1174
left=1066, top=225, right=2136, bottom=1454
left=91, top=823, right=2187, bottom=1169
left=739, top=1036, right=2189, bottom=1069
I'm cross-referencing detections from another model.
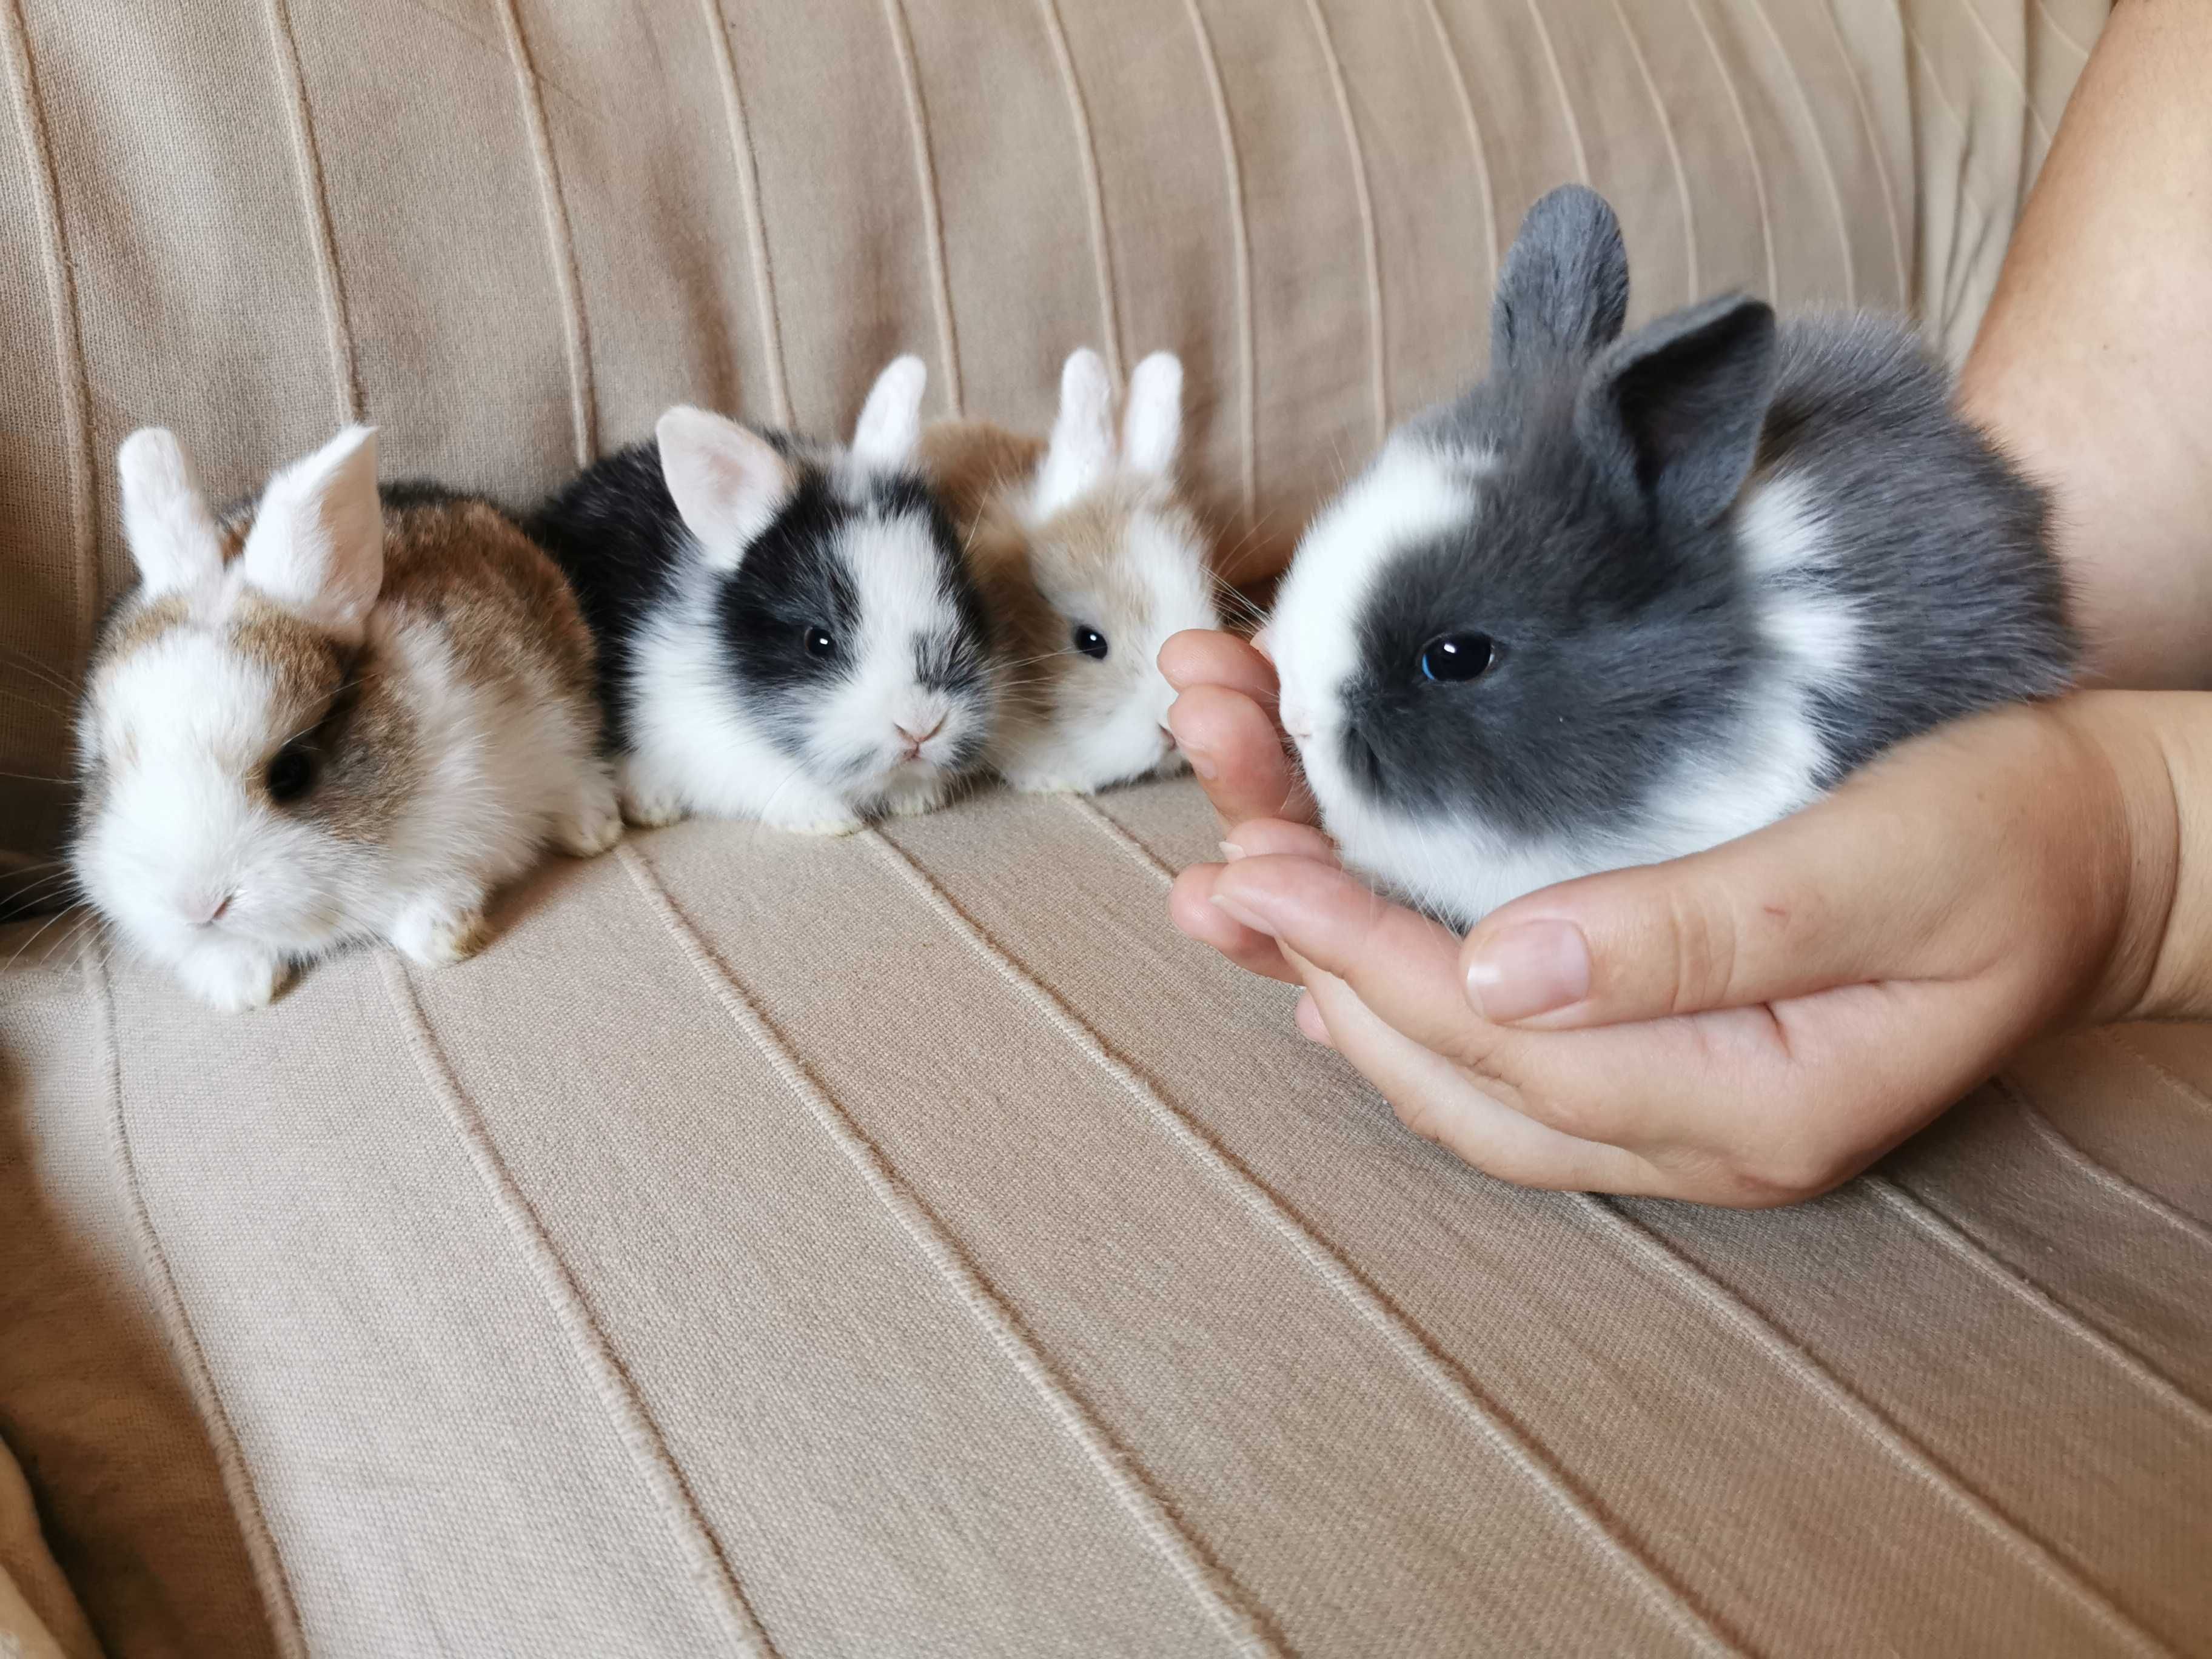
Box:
left=1293, top=989, right=1332, bottom=1045
left=1221, top=818, right=1339, bottom=865
left=1169, top=862, right=1299, bottom=983
left=1213, top=856, right=1474, bottom=1053
left=1459, top=704, right=2105, bottom=1030
left=1295, top=960, right=1655, bottom=1192
left=1167, top=684, right=1318, bottom=827
left=1159, top=629, right=1278, bottom=704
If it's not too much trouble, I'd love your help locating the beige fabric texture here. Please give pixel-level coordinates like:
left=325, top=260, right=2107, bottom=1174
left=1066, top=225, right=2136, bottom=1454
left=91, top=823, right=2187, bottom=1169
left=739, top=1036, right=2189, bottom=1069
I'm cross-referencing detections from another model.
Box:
left=9, top=2, right=2205, bottom=1658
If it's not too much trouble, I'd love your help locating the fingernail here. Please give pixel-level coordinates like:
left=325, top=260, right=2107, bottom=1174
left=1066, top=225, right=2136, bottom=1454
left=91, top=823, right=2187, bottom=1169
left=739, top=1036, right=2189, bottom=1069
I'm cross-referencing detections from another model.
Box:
left=1218, top=840, right=1245, bottom=862
left=1464, top=919, right=1590, bottom=1024
left=1210, top=891, right=1278, bottom=937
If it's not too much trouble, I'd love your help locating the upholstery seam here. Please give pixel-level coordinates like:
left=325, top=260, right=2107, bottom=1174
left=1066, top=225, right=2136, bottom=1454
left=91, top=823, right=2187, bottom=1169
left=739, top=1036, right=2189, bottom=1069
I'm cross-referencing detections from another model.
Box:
left=1413, top=0, right=1500, bottom=291
left=495, top=0, right=598, bottom=464
left=1741, top=0, right=1857, bottom=307
left=1301, top=0, right=1387, bottom=436
left=82, top=944, right=310, bottom=1659
left=378, top=950, right=776, bottom=1658
left=2000, top=1074, right=2212, bottom=1248
left=1607, top=0, right=1700, bottom=302
left=880, top=0, right=962, bottom=418
left=617, top=840, right=1281, bottom=1657
left=1521, top=0, right=1590, bottom=184
left=1179, top=0, right=1256, bottom=525
left=261, top=0, right=364, bottom=424
left=1816, top=0, right=1910, bottom=304
left=1035, top=0, right=1125, bottom=385
left=866, top=823, right=1739, bottom=1658
left=698, top=0, right=793, bottom=427
left=1684, top=0, right=1779, bottom=300
left=0, top=0, right=96, bottom=674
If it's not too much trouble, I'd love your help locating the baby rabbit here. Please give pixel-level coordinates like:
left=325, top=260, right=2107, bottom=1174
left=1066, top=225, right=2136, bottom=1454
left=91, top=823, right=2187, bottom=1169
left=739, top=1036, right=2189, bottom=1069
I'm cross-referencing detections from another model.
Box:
left=73, top=426, right=622, bottom=1011
left=921, top=349, right=1219, bottom=794
left=1268, top=185, right=2076, bottom=930
left=531, top=358, right=995, bottom=834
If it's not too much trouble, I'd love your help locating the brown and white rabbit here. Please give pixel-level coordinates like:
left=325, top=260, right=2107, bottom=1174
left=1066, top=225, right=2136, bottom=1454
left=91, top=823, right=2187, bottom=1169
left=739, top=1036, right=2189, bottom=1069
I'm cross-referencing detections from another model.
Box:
left=921, top=349, right=1220, bottom=794
left=72, top=425, right=622, bottom=1011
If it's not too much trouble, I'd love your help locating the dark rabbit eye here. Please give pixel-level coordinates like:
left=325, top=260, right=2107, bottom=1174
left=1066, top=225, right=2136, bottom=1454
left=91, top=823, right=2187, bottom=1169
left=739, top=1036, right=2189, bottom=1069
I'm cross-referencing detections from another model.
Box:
left=1418, top=634, right=1496, bottom=684
left=265, top=741, right=317, bottom=803
left=1073, top=624, right=1109, bottom=661
left=805, top=626, right=836, bottom=659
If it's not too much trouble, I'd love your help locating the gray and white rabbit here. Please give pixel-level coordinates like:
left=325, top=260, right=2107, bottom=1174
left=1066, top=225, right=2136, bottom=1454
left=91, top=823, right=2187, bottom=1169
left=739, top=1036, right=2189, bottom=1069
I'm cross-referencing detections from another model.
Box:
left=530, top=357, right=997, bottom=835
left=1267, top=185, right=2077, bottom=930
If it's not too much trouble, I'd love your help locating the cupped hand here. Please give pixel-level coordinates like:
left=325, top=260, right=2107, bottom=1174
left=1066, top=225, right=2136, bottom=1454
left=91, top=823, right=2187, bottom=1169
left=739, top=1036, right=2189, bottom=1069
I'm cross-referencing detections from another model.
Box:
left=1162, top=643, right=2182, bottom=1205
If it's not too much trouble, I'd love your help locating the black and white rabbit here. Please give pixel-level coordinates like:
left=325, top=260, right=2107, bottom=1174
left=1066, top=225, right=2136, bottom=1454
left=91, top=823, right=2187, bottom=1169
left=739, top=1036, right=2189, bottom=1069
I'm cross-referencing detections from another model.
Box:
left=1267, top=185, right=2077, bottom=930
left=530, top=357, right=996, bottom=834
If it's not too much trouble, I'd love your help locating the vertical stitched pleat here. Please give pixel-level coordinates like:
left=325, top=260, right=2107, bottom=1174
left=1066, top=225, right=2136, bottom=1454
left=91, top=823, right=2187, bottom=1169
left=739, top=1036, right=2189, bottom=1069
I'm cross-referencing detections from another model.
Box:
left=1740, top=0, right=1857, bottom=307
left=1607, top=0, right=1699, bottom=301
left=495, top=0, right=597, bottom=464
left=1817, top=0, right=1909, bottom=303
left=1684, top=0, right=1777, bottom=300
left=1589, top=1195, right=2174, bottom=1658
left=2031, top=0, right=2093, bottom=59
left=619, top=843, right=1282, bottom=1657
left=0, top=0, right=95, bottom=668
left=85, top=948, right=310, bottom=1659
left=1521, top=0, right=1590, bottom=184
left=2005, top=1081, right=2212, bottom=1248
left=1036, top=0, right=1124, bottom=384
left=2102, top=1031, right=2212, bottom=1124
left=1865, top=1176, right=2212, bottom=1429
left=1948, top=0, right=2054, bottom=147
left=879, top=0, right=962, bottom=417
left=381, top=954, right=776, bottom=1658
left=1302, top=0, right=1386, bottom=436
left=1062, top=793, right=1176, bottom=884
left=1180, top=0, right=1256, bottom=525
left=1416, top=0, right=1500, bottom=286
left=261, top=0, right=361, bottom=426
left=869, top=826, right=1741, bottom=1658
left=698, top=0, right=793, bottom=426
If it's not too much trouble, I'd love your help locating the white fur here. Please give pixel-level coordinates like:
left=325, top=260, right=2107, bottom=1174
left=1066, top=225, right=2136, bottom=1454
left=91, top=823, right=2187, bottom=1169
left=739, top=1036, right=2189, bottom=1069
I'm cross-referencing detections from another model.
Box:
left=240, top=425, right=383, bottom=645
left=851, top=355, right=928, bottom=472
left=116, top=428, right=225, bottom=601
left=1121, top=352, right=1183, bottom=480
left=1032, top=349, right=1117, bottom=518
left=78, top=429, right=617, bottom=1011
left=657, top=406, right=794, bottom=565
left=1270, top=449, right=1857, bottom=926
left=621, top=511, right=988, bottom=834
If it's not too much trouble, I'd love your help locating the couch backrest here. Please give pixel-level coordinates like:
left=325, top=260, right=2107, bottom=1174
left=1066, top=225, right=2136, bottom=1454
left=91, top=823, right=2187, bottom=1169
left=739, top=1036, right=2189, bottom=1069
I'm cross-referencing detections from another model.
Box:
left=0, top=0, right=2103, bottom=860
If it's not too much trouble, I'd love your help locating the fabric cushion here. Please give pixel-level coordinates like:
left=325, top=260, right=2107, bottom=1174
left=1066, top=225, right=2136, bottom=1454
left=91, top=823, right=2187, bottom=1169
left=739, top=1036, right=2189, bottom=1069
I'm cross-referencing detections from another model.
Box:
left=6, top=777, right=2211, bottom=1657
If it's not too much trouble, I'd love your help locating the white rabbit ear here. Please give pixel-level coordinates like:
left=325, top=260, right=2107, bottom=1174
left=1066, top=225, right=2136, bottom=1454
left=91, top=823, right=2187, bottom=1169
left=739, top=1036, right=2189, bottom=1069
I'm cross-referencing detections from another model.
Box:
left=850, top=355, right=928, bottom=471
left=116, top=427, right=225, bottom=601
left=239, top=425, right=384, bottom=643
left=657, top=406, right=794, bottom=572
left=1033, top=348, right=1115, bottom=518
left=1121, top=352, right=1184, bottom=480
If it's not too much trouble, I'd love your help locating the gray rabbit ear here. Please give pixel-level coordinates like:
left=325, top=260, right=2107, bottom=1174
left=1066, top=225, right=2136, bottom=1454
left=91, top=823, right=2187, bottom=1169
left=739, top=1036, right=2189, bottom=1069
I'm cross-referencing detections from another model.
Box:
left=1573, top=292, right=1777, bottom=535
left=1489, top=185, right=1629, bottom=376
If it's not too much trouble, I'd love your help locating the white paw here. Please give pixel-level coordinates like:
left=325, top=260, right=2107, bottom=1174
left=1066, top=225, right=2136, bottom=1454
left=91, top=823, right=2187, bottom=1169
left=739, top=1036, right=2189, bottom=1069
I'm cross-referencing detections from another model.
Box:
left=178, top=948, right=286, bottom=1013
left=391, top=902, right=489, bottom=968
left=1009, top=774, right=1086, bottom=796
left=618, top=785, right=689, bottom=830
left=769, top=815, right=866, bottom=837
left=555, top=785, right=625, bottom=856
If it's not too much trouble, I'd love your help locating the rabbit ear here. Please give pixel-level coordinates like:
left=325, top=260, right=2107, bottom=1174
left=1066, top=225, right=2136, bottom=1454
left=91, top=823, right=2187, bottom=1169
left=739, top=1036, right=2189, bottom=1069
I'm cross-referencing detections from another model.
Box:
left=657, top=406, right=796, bottom=572
left=1574, top=292, right=1777, bottom=535
left=1033, top=348, right=1115, bottom=518
left=1121, top=352, right=1183, bottom=480
left=851, top=355, right=928, bottom=470
left=116, top=427, right=226, bottom=601
left=1491, top=184, right=1630, bottom=378
left=239, top=425, right=384, bottom=642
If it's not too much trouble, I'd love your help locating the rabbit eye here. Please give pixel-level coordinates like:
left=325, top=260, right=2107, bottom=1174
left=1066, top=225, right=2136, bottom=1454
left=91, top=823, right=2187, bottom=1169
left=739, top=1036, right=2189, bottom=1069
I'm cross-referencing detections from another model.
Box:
left=1418, top=634, right=1495, bottom=684
left=1073, top=624, right=1109, bottom=662
left=804, top=626, right=836, bottom=659
left=265, top=741, right=318, bottom=804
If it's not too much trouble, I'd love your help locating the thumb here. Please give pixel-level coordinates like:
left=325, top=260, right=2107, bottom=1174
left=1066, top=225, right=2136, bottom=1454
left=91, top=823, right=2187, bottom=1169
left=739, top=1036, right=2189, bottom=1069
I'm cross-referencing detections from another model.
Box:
left=1455, top=720, right=2051, bottom=1027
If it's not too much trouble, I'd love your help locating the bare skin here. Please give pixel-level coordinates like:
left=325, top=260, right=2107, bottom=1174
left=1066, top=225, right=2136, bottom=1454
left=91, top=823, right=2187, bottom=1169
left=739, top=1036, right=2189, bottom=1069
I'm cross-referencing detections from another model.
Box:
left=1164, top=4, right=2212, bottom=1205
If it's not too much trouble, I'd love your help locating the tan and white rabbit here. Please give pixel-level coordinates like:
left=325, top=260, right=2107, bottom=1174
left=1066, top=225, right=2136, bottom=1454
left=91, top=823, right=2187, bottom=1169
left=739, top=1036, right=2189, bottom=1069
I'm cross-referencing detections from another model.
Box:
left=921, top=349, right=1220, bottom=794
left=72, top=425, right=622, bottom=1011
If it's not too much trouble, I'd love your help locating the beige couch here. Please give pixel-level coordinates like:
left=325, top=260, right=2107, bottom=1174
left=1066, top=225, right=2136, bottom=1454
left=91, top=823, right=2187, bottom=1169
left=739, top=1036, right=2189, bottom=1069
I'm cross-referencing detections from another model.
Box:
left=6, top=3, right=2207, bottom=1656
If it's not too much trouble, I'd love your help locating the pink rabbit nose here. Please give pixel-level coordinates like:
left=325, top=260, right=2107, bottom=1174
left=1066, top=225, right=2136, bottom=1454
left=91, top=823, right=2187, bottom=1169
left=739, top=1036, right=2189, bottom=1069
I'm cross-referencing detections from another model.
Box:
left=896, top=716, right=946, bottom=752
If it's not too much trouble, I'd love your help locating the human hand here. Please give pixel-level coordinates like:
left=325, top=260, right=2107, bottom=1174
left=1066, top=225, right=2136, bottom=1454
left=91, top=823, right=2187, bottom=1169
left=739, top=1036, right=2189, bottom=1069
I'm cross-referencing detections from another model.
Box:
left=1163, top=673, right=2192, bottom=1205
